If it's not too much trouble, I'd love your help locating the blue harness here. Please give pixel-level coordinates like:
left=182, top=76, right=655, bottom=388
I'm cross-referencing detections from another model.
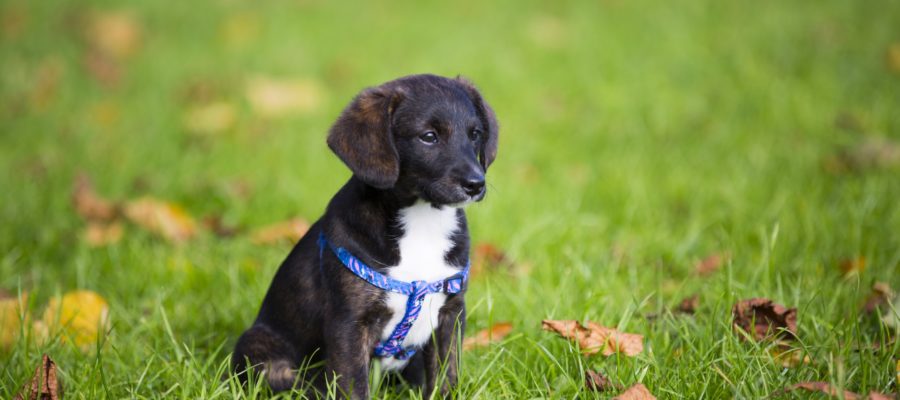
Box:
left=317, top=232, right=469, bottom=360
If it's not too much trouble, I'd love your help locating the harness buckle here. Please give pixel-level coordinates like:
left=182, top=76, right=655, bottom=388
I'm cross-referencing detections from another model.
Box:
left=442, top=274, right=466, bottom=294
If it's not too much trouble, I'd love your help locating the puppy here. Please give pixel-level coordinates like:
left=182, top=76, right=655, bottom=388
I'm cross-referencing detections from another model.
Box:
left=232, top=74, right=498, bottom=399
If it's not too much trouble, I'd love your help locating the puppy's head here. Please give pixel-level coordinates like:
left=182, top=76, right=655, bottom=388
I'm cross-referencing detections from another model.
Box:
left=327, top=74, right=498, bottom=206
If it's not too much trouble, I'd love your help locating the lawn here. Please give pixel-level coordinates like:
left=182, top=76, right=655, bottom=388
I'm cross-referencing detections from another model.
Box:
left=2, top=0, right=900, bottom=398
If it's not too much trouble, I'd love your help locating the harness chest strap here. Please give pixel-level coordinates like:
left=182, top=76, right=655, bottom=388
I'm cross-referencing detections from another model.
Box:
left=317, top=232, right=469, bottom=360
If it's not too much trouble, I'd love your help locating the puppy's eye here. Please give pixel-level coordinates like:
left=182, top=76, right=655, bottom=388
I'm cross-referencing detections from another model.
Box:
left=468, top=129, right=483, bottom=142
left=419, top=131, right=438, bottom=144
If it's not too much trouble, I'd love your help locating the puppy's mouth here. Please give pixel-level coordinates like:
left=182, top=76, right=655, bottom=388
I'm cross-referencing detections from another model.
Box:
left=419, top=183, right=486, bottom=207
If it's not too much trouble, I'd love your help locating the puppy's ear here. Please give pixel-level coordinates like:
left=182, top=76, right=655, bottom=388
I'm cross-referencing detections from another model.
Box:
left=327, top=85, right=405, bottom=189
left=457, top=77, right=499, bottom=170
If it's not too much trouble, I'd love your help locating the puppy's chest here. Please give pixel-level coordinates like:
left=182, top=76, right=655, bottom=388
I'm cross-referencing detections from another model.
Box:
left=378, top=203, right=460, bottom=371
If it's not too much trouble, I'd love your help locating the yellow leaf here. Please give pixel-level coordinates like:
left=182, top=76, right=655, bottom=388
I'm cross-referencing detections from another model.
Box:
left=0, top=291, right=28, bottom=349
left=124, top=197, right=197, bottom=242
left=84, top=11, right=142, bottom=60
left=183, top=102, right=237, bottom=135
left=82, top=222, right=123, bottom=247
left=246, top=77, right=323, bottom=118
left=42, top=290, right=109, bottom=350
left=250, top=218, right=310, bottom=245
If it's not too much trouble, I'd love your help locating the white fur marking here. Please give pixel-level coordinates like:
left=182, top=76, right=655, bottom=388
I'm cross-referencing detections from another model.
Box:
left=378, top=201, right=460, bottom=372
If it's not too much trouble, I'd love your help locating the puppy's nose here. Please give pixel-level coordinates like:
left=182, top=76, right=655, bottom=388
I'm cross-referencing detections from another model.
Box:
left=462, top=174, right=486, bottom=197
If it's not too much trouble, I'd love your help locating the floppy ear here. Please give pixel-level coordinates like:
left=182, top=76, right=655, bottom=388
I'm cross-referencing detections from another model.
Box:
left=327, top=86, right=405, bottom=189
left=457, top=77, right=499, bottom=170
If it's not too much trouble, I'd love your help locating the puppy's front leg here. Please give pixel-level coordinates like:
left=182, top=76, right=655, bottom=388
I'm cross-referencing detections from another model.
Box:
left=324, top=316, right=372, bottom=400
left=425, top=295, right=465, bottom=398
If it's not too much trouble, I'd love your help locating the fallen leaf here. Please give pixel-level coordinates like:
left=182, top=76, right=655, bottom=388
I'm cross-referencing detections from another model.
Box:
left=15, top=354, right=62, bottom=400
left=463, top=322, right=513, bottom=350
left=676, top=295, right=699, bottom=315
left=43, top=290, right=110, bottom=349
left=1, top=291, right=28, bottom=349
left=82, top=222, right=123, bottom=247
left=863, top=282, right=893, bottom=314
left=183, top=102, right=237, bottom=135
left=84, top=11, right=142, bottom=60
left=613, top=383, right=656, bottom=400
left=823, top=136, right=900, bottom=174
left=72, top=174, right=118, bottom=222
left=245, top=77, right=322, bottom=118
left=471, top=242, right=513, bottom=276
left=887, top=43, right=900, bottom=74
left=542, top=320, right=643, bottom=357
left=250, top=218, right=310, bottom=245
left=868, top=391, right=896, bottom=400
left=770, top=347, right=811, bottom=368
left=202, top=215, right=240, bottom=238
left=732, top=298, right=797, bottom=342
left=771, top=382, right=860, bottom=399
left=585, top=369, right=622, bottom=392
left=124, top=197, right=197, bottom=242
left=839, top=257, right=867, bottom=276
left=695, top=252, right=726, bottom=276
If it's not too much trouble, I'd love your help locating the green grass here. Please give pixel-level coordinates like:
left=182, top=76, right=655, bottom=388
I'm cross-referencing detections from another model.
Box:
left=2, top=0, right=900, bottom=398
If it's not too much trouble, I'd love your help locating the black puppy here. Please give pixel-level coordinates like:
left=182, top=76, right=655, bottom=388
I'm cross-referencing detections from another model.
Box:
left=232, top=74, right=498, bottom=399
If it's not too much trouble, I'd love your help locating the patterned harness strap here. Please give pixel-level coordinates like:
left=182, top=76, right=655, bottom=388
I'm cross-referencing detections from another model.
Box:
left=317, top=232, right=469, bottom=360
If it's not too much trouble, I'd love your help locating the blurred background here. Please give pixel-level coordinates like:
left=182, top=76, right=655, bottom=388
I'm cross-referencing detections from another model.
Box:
left=1, top=0, right=899, bottom=397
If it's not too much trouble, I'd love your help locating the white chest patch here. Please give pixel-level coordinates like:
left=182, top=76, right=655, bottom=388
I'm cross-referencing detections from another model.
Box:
left=378, top=202, right=460, bottom=372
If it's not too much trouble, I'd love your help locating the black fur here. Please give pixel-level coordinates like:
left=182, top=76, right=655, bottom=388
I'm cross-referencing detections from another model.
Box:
left=232, top=74, right=498, bottom=399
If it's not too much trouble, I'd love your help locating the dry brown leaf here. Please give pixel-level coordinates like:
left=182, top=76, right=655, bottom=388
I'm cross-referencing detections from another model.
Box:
left=839, top=257, right=867, bottom=276
left=1, top=291, right=28, bottom=349
left=887, top=43, right=900, bottom=74
left=732, top=298, right=797, bottom=342
left=676, top=295, right=699, bottom=315
left=82, top=222, right=123, bottom=247
left=585, top=369, right=622, bottom=392
left=771, top=382, right=860, bottom=399
left=250, top=218, right=310, bottom=245
left=72, top=174, right=118, bottom=222
left=471, top=242, right=512, bottom=276
left=84, top=11, right=142, bottom=60
left=15, top=354, right=62, bottom=400
left=183, top=102, right=237, bottom=135
left=124, top=197, right=197, bottom=242
left=868, top=392, right=896, bottom=400
left=43, top=290, right=109, bottom=350
left=246, top=77, right=322, bottom=118
left=770, top=347, right=811, bottom=368
left=202, top=215, right=240, bottom=238
left=695, top=252, right=726, bottom=276
left=463, top=322, right=513, bottom=350
left=613, top=383, right=656, bottom=400
left=542, top=320, right=643, bottom=357
left=824, top=136, right=900, bottom=174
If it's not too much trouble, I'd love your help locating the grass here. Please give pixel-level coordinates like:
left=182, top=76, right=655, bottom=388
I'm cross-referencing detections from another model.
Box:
left=2, top=0, right=900, bottom=398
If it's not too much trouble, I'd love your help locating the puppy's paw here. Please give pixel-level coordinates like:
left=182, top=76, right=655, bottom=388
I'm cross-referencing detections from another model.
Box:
left=265, top=360, right=298, bottom=392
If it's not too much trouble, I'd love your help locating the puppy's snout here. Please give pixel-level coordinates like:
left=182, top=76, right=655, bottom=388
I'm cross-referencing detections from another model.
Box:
left=461, top=174, right=486, bottom=197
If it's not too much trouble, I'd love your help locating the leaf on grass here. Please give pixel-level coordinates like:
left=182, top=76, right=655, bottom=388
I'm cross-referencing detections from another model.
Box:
left=771, top=382, right=861, bottom=399
left=245, top=77, right=323, bottom=118
left=541, top=320, right=643, bottom=357
left=183, top=102, right=237, bottom=135
left=732, top=298, right=797, bottom=342
left=42, top=290, right=109, bottom=350
left=823, top=136, right=900, bottom=174
left=84, top=11, right=142, bottom=60
left=839, top=257, right=866, bottom=276
left=124, top=197, right=197, bottom=242
left=472, top=242, right=513, bottom=276
left=250, top=218, right=310, bottom=245
left=676, top=295, right=699, bottom=315
left=887, top=43, right=900, bottom=75
left=695, top=252, right=726, bottom=276
left=463, top=322, right=513, bottom=350
left=613, top=383, right=656, bottom=400
left=82, top=222, right=123, bottom=247
left=585, top=369, right=622, bottom=392
left=72, top=174, right=118, bottom=222
left=1, top=291, right=28, bottom=349
left=770, top=347, right=811, bottom=368
left=202, top=215, right=241, bottom=238
left=867, top=392, right=896, bottom=400
left=15, top=354, right=62, bottom=400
